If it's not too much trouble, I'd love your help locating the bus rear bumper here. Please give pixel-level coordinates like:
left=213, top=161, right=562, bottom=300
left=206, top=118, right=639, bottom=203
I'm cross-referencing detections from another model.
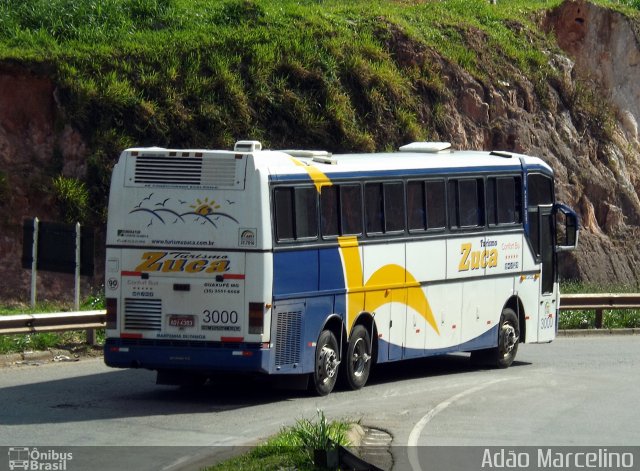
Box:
left=104, top=338, right=271, bottom=374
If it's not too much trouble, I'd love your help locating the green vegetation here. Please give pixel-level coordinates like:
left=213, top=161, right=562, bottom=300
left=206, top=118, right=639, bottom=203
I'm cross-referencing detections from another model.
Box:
left=205, top=410, right=351, bottom=471
left=0, top=0, right=636, bottom=226
left=0, top=293, right=105, bottom=354
left=559, top=281, right=640, bottom=329
left=0, top=329, right=104, bottom=355
left=52, top=175, right=91, bottom=223
left=560, top=309, right=640, bottom=329
left=0, top=0, right=587, bottom=225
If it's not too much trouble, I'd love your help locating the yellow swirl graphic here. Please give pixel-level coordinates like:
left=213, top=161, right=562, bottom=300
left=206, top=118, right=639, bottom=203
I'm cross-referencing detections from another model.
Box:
left=290, top=157, right=332, bottom=193
left=338, top=236, right=440, bottom=335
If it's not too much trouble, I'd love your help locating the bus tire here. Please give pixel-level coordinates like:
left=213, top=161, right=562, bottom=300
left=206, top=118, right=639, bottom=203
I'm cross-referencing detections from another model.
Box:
left=341, top=325, right=372, bottom=390
left=471, top=308, right=520, bottom=368
left=311, top=329, right=340, bottom=396
left=495, top=308, right=520, bottom=368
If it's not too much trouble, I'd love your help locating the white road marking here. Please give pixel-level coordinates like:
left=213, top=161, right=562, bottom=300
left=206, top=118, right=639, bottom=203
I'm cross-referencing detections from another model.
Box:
left=407, top=378, right=509, bottom=471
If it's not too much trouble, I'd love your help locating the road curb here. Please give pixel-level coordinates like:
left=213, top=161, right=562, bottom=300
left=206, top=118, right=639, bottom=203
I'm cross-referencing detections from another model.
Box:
left=0, top=348, right=84, bottom=367
left=343, top=425, right=393, bottom=471
left=0, top=352, right=22, bottom=367
left=558, top=328, right=639, bottom=336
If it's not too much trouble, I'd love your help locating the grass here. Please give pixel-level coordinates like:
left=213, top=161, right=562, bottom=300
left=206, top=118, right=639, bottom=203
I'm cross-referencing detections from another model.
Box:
left=204, top=410, right=351, bottom=471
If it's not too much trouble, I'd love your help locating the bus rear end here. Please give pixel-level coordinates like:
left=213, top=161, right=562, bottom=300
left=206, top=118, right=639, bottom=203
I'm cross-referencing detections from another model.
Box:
left=103, top=141, right=273, bottom=383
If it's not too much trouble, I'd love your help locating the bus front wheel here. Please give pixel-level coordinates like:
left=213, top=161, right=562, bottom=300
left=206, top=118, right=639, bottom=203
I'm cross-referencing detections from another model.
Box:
left=311, top=330, right=340, bottom=396
left=341, top=325, right=372, bottom=390
left=471, top=308, right=520, bottom=368
left=495, top=308, right=520, bottom=368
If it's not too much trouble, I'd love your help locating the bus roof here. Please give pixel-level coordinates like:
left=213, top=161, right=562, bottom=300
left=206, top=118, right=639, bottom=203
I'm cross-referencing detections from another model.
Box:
left=257, top=144, right=552, bottom=181
left=121, top=141, right=553, bottom=182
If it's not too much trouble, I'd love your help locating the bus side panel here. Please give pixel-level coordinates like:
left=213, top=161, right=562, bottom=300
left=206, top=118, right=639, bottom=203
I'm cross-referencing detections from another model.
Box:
left=405, top=239, right=447, bottom=358
left=461, top=278, right=501, bottom=349
left=425, top=283, right=462, bottom=350
left=269, top=295, right=336, bottom=375
left=272, top=248, right=345, bottom=375
left=390, top=324, right=499, bottom=358
left=362, top=243, right=406, bottom=362
left=273, top=250, right=318, bottom=297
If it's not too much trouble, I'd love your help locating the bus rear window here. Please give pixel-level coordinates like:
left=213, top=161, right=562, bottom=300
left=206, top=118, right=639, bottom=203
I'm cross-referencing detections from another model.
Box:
left=274, top=187, right=318, bottom=241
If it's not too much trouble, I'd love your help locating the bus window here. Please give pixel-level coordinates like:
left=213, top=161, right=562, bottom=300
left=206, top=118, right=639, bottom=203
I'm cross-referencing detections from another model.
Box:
left=528, top=174, right=553, bottom=206
left=425, top=180, right=446, bottom=230
left=275, top=188, right=294, bottom=240
left=487, top=176, right=522, bottom=226
left=449, top=178, right=483, bottom=228
left=497, top=177, right=521, bottom=224
left=341, top=184, right=362, bottom=236
left=274, top=186, right=318, bottom=241
left=407, top=181, right=426, bottom=231
left=321, top=185, right=339, bottom=237
left=365, top=183, right=384, bottom=234
left=295, top=187, right=318, bottom=239
left=384, top=182, right=404, bottom=232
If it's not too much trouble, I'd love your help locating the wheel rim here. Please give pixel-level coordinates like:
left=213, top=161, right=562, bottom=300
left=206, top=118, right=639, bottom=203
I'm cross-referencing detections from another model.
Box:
left=500, top=322, right=518, bottom=356
left=318, top=345, right=339, bottom=384
left=351, top=337, right=370, bottom=378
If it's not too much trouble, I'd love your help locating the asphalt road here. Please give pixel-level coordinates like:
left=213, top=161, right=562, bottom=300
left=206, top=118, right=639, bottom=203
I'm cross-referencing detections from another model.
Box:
left=1, top=335, right=639, bottom=470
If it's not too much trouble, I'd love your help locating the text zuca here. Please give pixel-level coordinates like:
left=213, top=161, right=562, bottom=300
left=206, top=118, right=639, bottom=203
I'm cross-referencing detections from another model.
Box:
left=134, top=252, right=230, bottom=273
left=458, top=243, right=498, bottom=271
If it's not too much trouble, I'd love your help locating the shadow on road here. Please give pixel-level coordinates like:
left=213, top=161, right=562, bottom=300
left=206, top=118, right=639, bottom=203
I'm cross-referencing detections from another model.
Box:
left=0, top=354, right=531, bottom=426
left=365, top=353, right=531, bottom=388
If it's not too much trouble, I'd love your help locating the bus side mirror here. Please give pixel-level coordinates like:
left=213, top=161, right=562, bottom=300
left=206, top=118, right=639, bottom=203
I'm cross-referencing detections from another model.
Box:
left=554, top=203, right=579, bottom=252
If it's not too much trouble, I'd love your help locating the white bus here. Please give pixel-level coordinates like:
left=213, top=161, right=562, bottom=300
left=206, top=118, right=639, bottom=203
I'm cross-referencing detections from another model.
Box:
left=104, top=140, right=578, bottom=395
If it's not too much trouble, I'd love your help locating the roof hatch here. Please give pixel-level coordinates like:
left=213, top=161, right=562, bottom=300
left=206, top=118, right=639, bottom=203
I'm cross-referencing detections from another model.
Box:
left=399, top=142, right=452, bottom=153
left=234, top=140, right=262, bottom=152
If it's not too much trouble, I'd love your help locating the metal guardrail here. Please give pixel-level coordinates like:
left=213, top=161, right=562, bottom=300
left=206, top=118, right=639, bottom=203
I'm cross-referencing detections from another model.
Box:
left=0, top=293, right=638, bottom=338
left=0, top=310, right=105, bottom=335
left=559, top=293, right=640, bottom=328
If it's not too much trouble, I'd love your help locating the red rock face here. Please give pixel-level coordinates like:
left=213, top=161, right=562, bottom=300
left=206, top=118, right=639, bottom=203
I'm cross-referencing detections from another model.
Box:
left=548, top=0, right=588, bottom=56
left=0, top=68, right=90, bottom=301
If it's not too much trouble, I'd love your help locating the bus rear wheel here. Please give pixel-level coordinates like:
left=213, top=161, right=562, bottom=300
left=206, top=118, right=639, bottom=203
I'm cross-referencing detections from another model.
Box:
left=311, top=330, right=340, bottom=396
left=341, top=325, right=372, bottom=390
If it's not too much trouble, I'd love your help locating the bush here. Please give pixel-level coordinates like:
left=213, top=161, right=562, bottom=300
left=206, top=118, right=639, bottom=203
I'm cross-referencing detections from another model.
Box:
left=291, top=409, right=350, bottom=455
left=52, top=175, right=90, bottom=224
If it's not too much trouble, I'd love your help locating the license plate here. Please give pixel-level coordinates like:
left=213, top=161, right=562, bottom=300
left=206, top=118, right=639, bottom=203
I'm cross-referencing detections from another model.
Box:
left=169, top=315, right=195, bottom=328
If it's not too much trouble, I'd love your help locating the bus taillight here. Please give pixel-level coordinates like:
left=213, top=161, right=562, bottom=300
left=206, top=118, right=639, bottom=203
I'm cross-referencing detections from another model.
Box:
left=248, top=302, right=264, bottom=334
left=106, top=297, right=117, bottom=330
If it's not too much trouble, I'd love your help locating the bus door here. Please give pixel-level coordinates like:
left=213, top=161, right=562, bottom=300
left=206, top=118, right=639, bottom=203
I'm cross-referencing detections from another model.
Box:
left=537, top=205, right=557, bottom=342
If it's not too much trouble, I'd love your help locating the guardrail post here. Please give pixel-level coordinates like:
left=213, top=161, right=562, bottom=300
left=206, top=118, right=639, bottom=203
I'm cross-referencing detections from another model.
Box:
left=595, top=309, right=604, bottom=329
left=75, top=222, right=81, bottom=311
left=30, top=217, right=39, bottom=308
